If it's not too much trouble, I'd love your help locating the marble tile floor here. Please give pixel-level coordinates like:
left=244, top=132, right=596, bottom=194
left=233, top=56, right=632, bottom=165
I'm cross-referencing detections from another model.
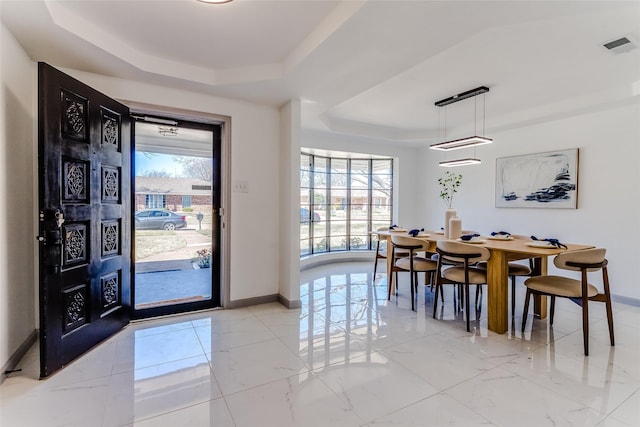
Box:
left=1, top=261, right=639, bottom=427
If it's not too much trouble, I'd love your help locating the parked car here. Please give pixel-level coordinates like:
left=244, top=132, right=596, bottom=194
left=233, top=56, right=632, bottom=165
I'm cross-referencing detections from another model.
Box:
left=135, top=209, right=187, bottom=230
left=300, top=207, right=320, bottom=222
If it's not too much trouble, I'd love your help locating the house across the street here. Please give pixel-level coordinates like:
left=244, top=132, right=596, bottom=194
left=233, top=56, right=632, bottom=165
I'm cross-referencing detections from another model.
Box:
left=135, top=176, right=212, bottom=212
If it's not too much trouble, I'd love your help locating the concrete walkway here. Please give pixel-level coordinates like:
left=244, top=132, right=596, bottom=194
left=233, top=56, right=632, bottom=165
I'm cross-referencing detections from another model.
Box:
left=134, top=228, right=213, bottom=308
left=135, top=268, right=212, bottom=308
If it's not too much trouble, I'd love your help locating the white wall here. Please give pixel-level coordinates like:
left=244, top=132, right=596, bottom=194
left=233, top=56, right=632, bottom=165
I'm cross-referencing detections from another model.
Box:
left=278, top=100, right=301, bottom=306
left=0, top=25, right=286, bottom=371
left=0, top=22, right=37, bottom=370
left=420, top=101, right=640, bottom=300
left=62, top=70, right=282, bottom=303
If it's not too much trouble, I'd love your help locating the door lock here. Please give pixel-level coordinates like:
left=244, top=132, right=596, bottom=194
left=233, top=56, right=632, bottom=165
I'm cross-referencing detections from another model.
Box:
left=37, top=209, right=65, bottom=246
left=55, top=210, right=65, bottom=228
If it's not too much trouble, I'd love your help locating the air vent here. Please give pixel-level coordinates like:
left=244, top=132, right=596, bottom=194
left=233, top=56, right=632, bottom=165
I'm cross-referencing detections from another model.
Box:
left=603, top=37, right=634, bottom=53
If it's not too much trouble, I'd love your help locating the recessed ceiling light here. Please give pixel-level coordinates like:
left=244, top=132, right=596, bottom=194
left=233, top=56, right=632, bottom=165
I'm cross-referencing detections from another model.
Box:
left=197, top=0, right=234, bottom=4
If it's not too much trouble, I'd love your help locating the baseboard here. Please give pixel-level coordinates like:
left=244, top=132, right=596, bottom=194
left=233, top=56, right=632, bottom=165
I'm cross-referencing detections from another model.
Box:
left=612, top=294, right=640, bottom=307
left=1, top=329, right=37, bottom=385
left=224, top=294, right=279, bottom=309
left=278, top=294, right=302, bottom=309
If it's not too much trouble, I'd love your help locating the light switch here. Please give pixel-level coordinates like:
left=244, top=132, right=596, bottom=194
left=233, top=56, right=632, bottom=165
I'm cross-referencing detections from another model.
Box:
left=233, top=181, right=249, bottom=193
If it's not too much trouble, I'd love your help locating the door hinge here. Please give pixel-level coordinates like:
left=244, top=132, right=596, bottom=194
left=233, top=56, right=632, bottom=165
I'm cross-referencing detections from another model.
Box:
left=218, top=207, right=224, bottom=217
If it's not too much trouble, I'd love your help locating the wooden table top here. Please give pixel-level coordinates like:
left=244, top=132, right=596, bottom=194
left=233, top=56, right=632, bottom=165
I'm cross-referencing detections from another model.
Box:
left=373, top=230, right=594, bottom=255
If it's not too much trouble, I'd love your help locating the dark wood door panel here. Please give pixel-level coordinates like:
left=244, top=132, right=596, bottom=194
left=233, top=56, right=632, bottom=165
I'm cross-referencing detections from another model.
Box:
left=38, top=62, right=131, bottom=378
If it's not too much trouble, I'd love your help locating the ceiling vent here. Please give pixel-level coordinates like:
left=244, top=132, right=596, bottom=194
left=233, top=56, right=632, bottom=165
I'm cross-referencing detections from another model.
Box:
left=603, top=37, right=635, bottom=53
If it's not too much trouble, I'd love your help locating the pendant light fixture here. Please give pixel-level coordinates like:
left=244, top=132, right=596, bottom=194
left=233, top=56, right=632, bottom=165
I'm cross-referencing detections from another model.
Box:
left=430, top=86, right=491, bottom=167
left=439, top=158, right=482, bottom=167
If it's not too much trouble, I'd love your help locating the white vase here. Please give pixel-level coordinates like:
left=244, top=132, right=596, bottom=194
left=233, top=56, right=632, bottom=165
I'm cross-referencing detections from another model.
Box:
left=444, top=208, right=456, bottom=239
left=449, top=216, right=462, bottom=240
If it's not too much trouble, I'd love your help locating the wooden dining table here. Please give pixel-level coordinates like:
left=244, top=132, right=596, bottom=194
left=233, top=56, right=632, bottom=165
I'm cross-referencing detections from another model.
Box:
left=374, top=230, right=594, bottom=334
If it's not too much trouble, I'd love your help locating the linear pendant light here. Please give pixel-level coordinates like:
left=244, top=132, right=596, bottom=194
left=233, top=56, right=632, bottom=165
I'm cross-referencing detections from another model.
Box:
left=439, top=158, right=481, bottom=167
left=430, top=86, right=491, bottom=167
left=430, top=136, right=492, bottom=151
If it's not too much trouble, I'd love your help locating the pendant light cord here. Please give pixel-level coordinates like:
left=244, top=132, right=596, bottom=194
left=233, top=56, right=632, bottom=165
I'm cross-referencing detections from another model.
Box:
left=474, top=97, right=477, bottom=158
left=483, top=93, right=486, bottom=137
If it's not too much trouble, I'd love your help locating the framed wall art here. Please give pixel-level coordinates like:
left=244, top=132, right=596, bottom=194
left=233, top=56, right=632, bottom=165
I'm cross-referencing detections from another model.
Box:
left=495, top=148, right=578, bottom=208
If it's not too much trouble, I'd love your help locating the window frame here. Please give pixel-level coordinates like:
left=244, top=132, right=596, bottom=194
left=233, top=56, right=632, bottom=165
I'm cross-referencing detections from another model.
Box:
left=145, top=194, right=166, bottom=209
left=300, top=153, right=393, bottom=257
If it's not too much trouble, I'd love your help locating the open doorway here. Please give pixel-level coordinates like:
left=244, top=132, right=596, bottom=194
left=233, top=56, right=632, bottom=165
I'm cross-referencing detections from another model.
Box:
left=132, top=116, right=221, bottom=318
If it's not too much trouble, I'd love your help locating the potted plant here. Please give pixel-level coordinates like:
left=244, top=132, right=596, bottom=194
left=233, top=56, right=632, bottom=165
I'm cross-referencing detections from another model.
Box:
left=193, top=248, right=212, bottom=269
left=438, top=171, right=462, bottom=238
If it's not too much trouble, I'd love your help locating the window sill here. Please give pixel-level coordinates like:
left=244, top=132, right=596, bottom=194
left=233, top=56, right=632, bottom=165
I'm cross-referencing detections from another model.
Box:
left=300, top=251, right=375, bottom=271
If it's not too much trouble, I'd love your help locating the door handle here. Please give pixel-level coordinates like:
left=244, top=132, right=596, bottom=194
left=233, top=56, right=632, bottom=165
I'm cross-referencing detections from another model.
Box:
left=55, top=210, right=65, bottom=228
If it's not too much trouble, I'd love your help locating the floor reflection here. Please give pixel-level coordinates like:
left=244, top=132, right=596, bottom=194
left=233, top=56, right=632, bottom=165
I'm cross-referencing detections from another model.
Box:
left=2, top=261, right=639, bottom=427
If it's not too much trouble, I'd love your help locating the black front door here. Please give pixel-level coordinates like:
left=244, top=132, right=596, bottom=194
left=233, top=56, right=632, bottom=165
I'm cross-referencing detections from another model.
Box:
left=38, top=63, right=131, bottom=378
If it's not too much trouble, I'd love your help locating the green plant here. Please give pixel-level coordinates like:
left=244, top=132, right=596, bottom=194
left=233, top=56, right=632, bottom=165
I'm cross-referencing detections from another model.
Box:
left=438, top=171, right=462, bottom=208
left=182, top=207, right=194, bottom=212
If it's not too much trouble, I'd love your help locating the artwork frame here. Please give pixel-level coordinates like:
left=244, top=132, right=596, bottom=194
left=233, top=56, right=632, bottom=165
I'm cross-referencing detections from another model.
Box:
left=495, top=148, right=579, bottom=209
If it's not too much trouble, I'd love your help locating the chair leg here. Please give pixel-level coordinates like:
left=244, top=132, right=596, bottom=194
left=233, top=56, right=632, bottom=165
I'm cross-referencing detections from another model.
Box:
left=521, top=289, right=531, bottom=332
left=511, top=275, right=516, bottom=318
left=605, top=298, right=615, bottom=347
left=388, top=270, right=399, bottom=300
left=465, top=283, right=471, bottom=332
left=582, top=294, right=590, bottom=356
left=373, top=241, right=381, bottom=277
left=410, top=270, right=415, bottom=311
left=395, top=272, right=399, bottom=295
left=602, top=267, right=615, bottom=347
left=433, top=284, right=440, bottom=318
left=550, top=296, right=556, bottom=325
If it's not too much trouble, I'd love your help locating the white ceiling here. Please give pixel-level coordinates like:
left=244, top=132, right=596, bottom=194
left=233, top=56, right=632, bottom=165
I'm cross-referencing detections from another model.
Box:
left=2, top=0, right=639, bottom=146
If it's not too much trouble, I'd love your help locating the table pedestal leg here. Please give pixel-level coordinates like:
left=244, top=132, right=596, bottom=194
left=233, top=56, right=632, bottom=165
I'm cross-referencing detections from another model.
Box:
left=487, top=251, right=509, bottom=334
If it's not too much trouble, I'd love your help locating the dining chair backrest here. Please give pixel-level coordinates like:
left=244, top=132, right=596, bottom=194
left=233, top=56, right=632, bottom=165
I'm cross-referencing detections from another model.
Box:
left=436, top=240, right=490, bottom=264
left=390, top=234, right=430, bottom=252
left=554, top=248, right=606, bottom=272
left=376, top=227, right=389, bottom=241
